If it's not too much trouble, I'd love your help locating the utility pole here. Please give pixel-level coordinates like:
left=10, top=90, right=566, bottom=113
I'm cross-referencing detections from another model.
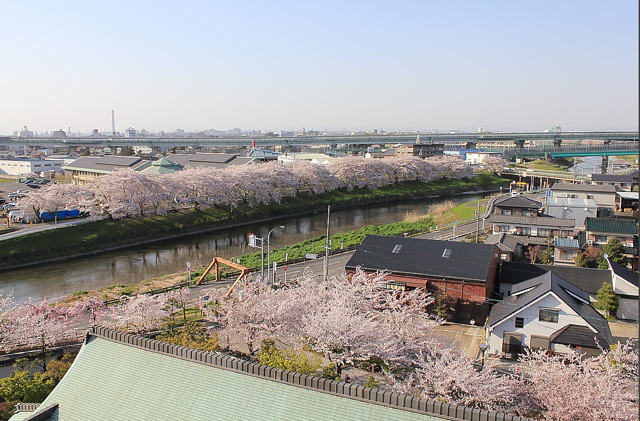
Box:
left=475, top=201, right=480, bottom=243
left=323, top=205, right=331, bottom=281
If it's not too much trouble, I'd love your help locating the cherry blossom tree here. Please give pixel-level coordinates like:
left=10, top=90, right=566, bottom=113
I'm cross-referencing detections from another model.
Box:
left=3, top=299, right=77, bottom=371
left=482, top=156, right=508, bottom=175
left=519, top=340, right=639, bottom=420
left=69, top=297, right=107, bottom=325
left=111, top=293, right=170, bottom=334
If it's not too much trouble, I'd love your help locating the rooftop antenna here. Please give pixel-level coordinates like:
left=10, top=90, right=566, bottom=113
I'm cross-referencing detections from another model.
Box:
left=111, top=110, right=116, bottom=135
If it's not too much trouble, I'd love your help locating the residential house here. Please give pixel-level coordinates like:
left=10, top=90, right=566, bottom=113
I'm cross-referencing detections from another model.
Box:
left=166, top=152, right=255, bottom=169
left=498, top=261, right=638, bottom=322
left=605, top=257, right=639, bottom=321
left=584, top=217, right=637, bottom=251
left=484, top=233, right=522, bottom=261
left=616, top=191, right=639, bottom=213
left=591, top=171, right=638, bottom=191
left=553, top=238, right=580, bottom=266
left=546, top=197, right=597, bottom=229
left=395, top=143, right=445, bottom=158
left=63, top=156, right=150, bottom=184
left=486, top=271, right=613, bottom=359
left=499, top=261, right=613, bottom=302
left=487, top=214, right=575, bottom=239
left=345, top=235, right=501, bottom=322
left=492, top=196, right=542, bottom=217
left=550, top=183, right=617, bottom=211
left=10, top=326, right=520, bottom=421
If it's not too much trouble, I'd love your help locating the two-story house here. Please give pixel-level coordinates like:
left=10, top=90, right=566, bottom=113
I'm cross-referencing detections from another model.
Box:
left=492, top=196, right=542, bottom=217
left=546, top=197, right=597, bottom=229
left=550, top=183, right=617, bottom=212
left=486, top=271, right=613, bottom=359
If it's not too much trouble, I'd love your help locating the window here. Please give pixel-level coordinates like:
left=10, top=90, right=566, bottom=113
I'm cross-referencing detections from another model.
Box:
left=538, top=228, right=552, bottom=237
left=392, top=244, right=402, bottom=254
left=539, top=308, right=559, bottom=323
left=594, top=235, right=608, bottom=244
left=522, top=210, right=533, bottom=217
left=586, top=195, right=594, bottom=199
left=501, top=209, right=512, bottom=215
left=515, top=317, right=524, bottom=328
left=442, top=248, right=452, bottom=258
left=515, top=226, right=531, bottom=235
left=560, top=230, right=572, bottom=238
left=495, top=225, right=510, bottom=233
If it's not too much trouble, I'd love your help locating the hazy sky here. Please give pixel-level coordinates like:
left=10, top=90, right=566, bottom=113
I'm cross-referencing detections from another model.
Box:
left=1, top=1, right=638, bottom=135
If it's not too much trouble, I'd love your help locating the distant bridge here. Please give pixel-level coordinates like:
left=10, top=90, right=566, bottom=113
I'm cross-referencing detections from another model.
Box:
left=501, top=143, right=638, bottom=159
left=0, top=130, right=638, bottom=149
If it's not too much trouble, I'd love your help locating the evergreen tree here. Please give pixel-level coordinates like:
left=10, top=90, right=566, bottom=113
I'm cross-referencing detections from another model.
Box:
left=594, top=282, right=619, bottom=319
left=598, top=238, right=628, bottom=269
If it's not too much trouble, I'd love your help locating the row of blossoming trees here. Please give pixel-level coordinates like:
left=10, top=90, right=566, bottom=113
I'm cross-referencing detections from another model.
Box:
left=1, top=269, right=637, bottom=419
left=18, top=156, right=474, bottom=219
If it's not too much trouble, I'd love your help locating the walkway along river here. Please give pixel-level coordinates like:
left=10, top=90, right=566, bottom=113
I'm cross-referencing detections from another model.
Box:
left=1, top=192, right=487, bottom=304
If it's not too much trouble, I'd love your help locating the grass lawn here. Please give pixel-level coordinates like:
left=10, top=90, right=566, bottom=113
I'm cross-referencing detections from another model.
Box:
left=528, top=157, right=573, bottom=172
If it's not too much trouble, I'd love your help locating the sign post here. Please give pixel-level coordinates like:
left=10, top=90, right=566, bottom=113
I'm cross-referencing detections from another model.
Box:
left=187, top=261, right=191, bottom=284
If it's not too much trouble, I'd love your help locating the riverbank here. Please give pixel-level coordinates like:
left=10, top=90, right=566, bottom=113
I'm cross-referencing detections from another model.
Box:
left=0, top=173, right=508, bottom=271
left=49, top=189, right=501, bottom=306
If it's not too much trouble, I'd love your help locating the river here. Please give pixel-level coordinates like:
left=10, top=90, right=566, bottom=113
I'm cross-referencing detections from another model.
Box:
left=1, top=192, right=488, bottom=304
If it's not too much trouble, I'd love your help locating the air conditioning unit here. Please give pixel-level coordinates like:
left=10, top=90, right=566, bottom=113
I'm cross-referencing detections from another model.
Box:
left=587, top=239, right=593, bottom=245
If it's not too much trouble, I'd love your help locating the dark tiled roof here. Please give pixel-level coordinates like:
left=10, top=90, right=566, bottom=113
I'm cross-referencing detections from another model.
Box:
left=64, top=156, right=143, bottom=172
left=485, top=233, right=520, bottom=253
left=591, top=171, right=638, bottom=183
left=585, top=217, right=638, bottom=234
left=494, top=196, right=542, bottom=209
left=550, top=324, right=610, bottom=349
left=488, top=272, right=612, bottom=346
left=499, top=262, right=611, bottom=295
left=608, top=258, right=639, bottom=288
left=345, top=235, right=498, bottom=282
left=550, top=183, right=617, bottom=194
left=487, top=214, right=575, bottom=227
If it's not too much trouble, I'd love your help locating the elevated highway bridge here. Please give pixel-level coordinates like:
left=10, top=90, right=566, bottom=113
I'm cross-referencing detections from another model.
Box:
left=1, top=130, right=637, bottom=149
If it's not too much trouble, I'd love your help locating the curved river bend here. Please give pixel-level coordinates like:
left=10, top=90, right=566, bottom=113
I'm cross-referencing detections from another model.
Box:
left=2, top=193, right=486, bottom=304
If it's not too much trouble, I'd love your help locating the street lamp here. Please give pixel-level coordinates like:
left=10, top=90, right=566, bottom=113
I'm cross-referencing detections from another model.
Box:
left=248, top=233, right=265, bottom=282
left=267, top=225, right=285, bottom=286
left=479, top=343, right=488, bottom=368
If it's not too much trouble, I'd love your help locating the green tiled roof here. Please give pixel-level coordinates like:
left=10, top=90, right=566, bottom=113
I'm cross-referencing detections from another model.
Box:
left=585, top=217, right=637, bottom=235
left=15, top=328, right=529, bottom=421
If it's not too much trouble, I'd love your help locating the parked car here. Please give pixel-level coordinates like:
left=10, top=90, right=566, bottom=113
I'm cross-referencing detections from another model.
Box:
left=27, top=183, right=40, bottom=189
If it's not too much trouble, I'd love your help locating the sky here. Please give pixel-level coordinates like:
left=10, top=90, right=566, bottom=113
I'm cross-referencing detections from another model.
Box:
left=1, top=1, right=638, bottom=135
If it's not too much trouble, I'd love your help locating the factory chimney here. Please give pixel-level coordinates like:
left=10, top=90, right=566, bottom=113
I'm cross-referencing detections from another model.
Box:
left=111, top=110, right=116, bottom=135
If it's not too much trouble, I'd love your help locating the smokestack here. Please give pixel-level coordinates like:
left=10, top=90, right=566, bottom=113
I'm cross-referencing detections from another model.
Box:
left=111, top=110, right=116, bottom=135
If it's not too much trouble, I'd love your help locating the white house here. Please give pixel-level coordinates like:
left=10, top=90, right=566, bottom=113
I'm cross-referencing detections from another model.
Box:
left=486, top=271, right=612, bottom=358
left=606, top=257, right=639, bottom=321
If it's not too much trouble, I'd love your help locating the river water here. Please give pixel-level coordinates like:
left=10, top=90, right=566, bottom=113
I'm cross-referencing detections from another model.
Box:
left=1, top=193, right=489, bottom=304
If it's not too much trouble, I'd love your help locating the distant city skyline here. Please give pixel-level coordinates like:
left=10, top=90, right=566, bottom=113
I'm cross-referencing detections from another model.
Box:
left=1, top=1, right=637, bottom=135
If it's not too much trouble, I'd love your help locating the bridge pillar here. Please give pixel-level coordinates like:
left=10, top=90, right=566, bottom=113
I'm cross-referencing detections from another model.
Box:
left=514, top=139, right=525, bottom=148
left=553, top=137, right=562, bottom=148
left=601, top=155, right=608, bottom=173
